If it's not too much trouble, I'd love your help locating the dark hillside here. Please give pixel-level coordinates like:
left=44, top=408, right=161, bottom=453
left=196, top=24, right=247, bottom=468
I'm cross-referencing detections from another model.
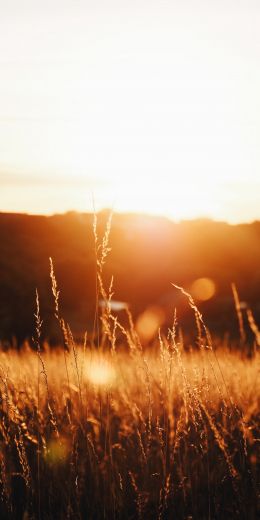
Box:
left=0, top=211, right=259, bottom=343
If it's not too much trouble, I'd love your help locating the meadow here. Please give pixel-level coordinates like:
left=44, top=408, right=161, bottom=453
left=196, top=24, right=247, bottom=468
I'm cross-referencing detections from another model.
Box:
left=0, top=218, right=259, bottom=519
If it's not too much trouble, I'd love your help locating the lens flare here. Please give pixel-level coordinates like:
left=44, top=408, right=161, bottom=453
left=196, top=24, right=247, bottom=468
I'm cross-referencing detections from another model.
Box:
left=45, top=439, right=69, bottom=465
left=87, top=359, right=116, bottom=386
left=136, top=306, right=165, bottom=342
left=191, top=277, right=216, bottom=301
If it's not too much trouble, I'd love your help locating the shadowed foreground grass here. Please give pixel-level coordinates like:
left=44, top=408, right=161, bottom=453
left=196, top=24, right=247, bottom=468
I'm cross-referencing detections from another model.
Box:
left=0, top=339, right=258, bottom=519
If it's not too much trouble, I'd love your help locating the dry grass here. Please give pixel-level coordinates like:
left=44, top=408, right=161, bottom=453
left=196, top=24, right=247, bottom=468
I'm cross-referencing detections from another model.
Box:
left=0, top=333, right=259, bottom=519
left=0, top=217, right=259, bottom=519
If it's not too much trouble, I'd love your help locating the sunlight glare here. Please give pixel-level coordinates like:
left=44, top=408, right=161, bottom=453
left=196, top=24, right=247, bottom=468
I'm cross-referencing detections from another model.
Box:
left=87, top=359, right=116, bottom=387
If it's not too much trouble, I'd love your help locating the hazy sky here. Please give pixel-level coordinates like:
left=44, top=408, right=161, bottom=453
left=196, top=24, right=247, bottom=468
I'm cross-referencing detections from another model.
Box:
left=0, top=0, right=260, bottom=222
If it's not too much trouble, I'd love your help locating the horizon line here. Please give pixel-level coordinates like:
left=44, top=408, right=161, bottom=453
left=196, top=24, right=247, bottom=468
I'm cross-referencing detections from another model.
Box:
left=0, top=208, right=259, bottom=227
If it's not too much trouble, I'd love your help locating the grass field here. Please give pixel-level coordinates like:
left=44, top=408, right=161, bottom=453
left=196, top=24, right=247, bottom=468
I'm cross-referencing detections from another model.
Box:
left=0, top=220, right=259, bottom=519
left=0, top=317, right=259, bottom=519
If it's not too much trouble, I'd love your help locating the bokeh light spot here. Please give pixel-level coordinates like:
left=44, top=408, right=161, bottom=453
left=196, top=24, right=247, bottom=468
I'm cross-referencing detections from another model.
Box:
left=191, top=277, right=216, bottom=301
left=136, top=306, right=165, bottom=342
left=87, top=359, right=116, bottom=386
left=45, top=439, right=69, bottom=465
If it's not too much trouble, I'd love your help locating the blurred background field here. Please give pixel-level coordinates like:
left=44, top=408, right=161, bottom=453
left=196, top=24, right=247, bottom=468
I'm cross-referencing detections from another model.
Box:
left=0, top=210, right=259, bottom=347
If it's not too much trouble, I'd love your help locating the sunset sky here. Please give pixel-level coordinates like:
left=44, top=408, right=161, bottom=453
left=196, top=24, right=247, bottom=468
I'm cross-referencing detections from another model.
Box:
left=0, top=0, right=259, bottom=223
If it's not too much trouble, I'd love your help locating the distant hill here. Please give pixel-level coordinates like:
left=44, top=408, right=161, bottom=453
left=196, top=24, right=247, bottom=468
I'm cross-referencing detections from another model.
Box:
left=0, top=211, right=259, bottom=343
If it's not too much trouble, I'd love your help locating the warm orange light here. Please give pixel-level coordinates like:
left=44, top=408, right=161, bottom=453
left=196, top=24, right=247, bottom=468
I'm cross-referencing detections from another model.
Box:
left=87, top=359, right=116, bottom=386
left=191, top=277, right=216, bottom=301
left=136, top=305, right=165, bottom=342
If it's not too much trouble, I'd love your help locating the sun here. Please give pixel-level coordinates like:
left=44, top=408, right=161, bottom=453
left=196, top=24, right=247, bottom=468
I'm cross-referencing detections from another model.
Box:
left=98, top=174, right=218, bottom=221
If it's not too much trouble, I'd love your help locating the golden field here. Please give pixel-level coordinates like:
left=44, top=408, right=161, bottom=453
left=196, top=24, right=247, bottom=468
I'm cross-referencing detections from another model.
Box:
left=0, top=218, right=259, bottom=519
left=0, top=334, right=258, bottom=519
